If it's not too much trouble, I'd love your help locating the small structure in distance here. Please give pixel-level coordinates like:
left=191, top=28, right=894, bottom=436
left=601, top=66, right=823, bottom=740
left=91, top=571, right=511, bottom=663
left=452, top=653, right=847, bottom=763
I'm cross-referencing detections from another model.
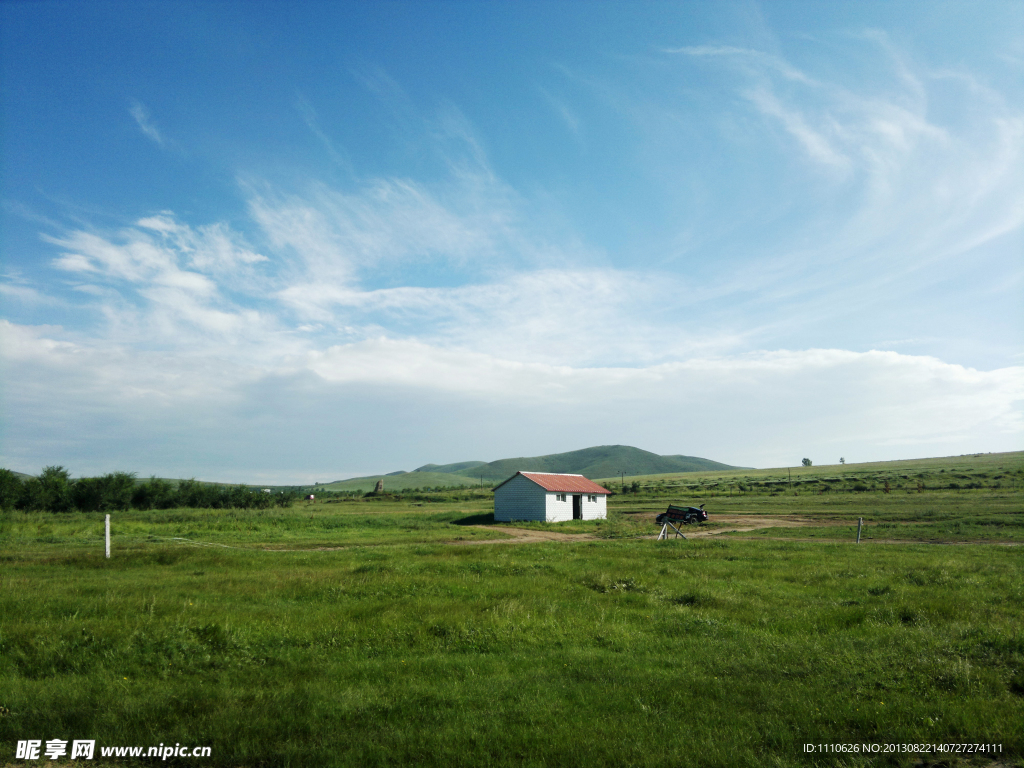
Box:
left=493, top=471, right=610, bottom=522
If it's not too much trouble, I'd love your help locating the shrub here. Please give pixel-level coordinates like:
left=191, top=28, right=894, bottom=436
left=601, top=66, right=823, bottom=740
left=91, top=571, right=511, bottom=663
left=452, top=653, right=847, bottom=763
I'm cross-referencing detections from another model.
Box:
left=0, top=469, right=23, bottom=510
left=72, top=472, right=136, bottom=512
left=274, top=491, right=298, bottom=508
left=132, top=477, right=177, bottom=510
left=176, top=479, right=221, bottom=509
left=17, top=478, right=45, bottom=511
left=38, top=466, right=73, bottom=512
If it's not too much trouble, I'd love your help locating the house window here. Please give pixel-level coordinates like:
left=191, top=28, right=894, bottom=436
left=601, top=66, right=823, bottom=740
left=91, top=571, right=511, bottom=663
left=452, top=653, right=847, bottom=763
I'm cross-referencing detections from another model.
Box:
left=588, top=495, right=597, bottom=503
left=556, top=493, right=566, bottom=502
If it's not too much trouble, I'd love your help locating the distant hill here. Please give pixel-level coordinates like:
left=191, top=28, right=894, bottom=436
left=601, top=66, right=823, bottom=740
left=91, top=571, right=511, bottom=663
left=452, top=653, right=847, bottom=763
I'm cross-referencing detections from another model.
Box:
left=414, top=460, right=487, bottom=474
left=318, top=446, right=741, bottom=492
left=319, top=471, right=483, bottom=493
left=417, top=445, right=743, bottom=484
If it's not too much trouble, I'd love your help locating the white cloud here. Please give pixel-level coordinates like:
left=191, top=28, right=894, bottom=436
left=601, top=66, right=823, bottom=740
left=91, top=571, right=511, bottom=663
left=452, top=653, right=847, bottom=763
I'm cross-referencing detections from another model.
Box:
left=295, top=94, right=353, bottom=171
left=0, top=282, right=63, bottom=304
left=40, top=217, right=284, bottom=350
left=743, top=86, right=852, bottom=171
left=129, top=100, right=164, bottom=146
left=249, top=177, right=510, bottom=282
left=45, top=216, right=268, bottom=288
left=659, top=34, right=1024, bottom=358
left=538, top=86, right=581, bottom=138
left=2, top=315, right=1020, bottom=479
left=665, top=45, right=817, bottom=85
left=51, top=253, right=98, bottom=273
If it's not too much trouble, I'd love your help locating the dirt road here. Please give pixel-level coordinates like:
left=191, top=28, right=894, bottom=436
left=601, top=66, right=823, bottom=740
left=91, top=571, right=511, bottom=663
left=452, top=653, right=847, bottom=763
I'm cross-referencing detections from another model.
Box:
left=451, top=513, right=842, bottom=545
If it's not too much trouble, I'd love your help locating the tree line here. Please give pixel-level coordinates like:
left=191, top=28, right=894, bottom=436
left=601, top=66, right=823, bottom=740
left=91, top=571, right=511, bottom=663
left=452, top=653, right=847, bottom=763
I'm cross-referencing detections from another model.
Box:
left=0, top=467, right=298, bottom=512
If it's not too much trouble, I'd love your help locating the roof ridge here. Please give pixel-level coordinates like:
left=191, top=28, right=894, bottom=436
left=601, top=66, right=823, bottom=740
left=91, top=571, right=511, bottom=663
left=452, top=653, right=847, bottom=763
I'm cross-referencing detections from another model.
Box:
left=521, top=471, right=584, bottom=476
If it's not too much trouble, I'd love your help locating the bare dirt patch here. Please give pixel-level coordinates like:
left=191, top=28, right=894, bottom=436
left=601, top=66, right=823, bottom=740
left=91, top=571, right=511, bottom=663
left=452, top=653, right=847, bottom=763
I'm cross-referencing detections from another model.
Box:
left=450, top=514, right=846, bottom=545
left=683, top=514, right=846, bottom=538
left=450, top=527, right=598, bottom=545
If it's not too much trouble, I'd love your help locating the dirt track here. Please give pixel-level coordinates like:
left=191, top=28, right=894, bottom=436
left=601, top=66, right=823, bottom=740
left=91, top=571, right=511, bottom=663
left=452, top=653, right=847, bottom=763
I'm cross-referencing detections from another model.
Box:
left=451, top=514, right=843, bottom=545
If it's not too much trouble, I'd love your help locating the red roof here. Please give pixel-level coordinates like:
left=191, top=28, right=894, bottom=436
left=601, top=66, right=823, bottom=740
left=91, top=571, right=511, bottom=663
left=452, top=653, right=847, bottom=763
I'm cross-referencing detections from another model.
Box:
left=494, top=471, right=611, bottom=494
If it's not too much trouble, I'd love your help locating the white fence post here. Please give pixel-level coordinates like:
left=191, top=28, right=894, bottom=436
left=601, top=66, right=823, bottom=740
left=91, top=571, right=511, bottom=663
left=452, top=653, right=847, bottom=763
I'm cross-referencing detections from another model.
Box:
left=105, top=514, right=110, bottom=559
left=856, top=517, right=862, bottom=544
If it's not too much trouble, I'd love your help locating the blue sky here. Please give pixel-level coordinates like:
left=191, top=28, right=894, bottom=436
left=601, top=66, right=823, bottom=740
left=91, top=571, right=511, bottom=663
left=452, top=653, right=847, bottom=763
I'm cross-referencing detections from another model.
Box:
left=2, top=1, right=1022, bottom=482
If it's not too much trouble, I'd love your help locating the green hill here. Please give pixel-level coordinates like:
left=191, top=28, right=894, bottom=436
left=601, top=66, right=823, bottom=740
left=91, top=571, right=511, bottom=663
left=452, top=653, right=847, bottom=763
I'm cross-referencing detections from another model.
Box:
left=444, top=445, right=743, bottom=483
left=320, top=446, right=742, bottom=492
left=414, top=460, right=488, bottom=474
left=318, top=471, right=483, bottom=493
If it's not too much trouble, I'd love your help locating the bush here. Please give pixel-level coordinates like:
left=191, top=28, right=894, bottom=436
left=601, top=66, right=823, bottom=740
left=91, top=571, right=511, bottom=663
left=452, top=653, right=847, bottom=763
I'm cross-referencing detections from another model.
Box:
left=40, top=466, right=75, bottom=512
left=72, top=472, right=136, bottom=512
left=176, top=479, right=222, bottom=509
left=0, top=469, right=23, bottom=510
left=17, top=466, right=76, bottom=512
left=132, top=477, right=177, bottom=510
left=17, top=478, right=45, bottom=511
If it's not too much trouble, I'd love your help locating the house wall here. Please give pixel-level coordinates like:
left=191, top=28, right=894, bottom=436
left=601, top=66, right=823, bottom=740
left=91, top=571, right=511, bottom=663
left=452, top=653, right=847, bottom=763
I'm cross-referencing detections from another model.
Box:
left=585, top=494, right=608, bottom=521
left=545, top=491, right=607, bottom=522
left=493, top=473, right=548, bottom=521
left=545, top=492, right=571, bottom=522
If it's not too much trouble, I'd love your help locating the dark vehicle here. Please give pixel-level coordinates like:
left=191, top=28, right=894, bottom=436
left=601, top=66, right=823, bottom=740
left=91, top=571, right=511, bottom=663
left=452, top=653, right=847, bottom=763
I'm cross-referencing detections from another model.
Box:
left=656, top=504, right=707, bottom=525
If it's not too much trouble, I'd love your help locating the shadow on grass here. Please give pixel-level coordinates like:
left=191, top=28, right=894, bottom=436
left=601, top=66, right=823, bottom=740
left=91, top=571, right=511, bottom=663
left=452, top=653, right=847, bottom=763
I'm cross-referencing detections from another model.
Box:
left=451, top=513, right=496, bottom=526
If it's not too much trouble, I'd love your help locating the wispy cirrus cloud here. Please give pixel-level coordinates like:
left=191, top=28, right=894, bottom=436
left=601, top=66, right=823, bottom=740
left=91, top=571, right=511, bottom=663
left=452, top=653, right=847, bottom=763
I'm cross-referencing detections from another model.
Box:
left=667, top=38, right=951, bottom=178
left=129, top=100, right=164, bottom=146
left=538, top=86, right=582, bottom=139
left=664, top=44, right=817, bottom=85
left=0, top=281, right=64, bottom=306
left=661, top=33, right=1024, bottom=339
left=43, top=215, right=279, bottom=346
left=295, top=94, right=353, bottom=172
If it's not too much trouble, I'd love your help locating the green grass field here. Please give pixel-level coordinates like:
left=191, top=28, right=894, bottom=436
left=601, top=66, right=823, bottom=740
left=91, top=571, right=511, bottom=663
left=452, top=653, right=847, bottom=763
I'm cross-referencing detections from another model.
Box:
left=1, top=453, right=1022, bottom=767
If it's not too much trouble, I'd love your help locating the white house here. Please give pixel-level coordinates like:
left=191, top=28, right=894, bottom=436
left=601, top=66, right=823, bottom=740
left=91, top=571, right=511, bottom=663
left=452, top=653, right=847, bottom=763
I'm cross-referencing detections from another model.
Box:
left=493, top=471, right=611, bottom=522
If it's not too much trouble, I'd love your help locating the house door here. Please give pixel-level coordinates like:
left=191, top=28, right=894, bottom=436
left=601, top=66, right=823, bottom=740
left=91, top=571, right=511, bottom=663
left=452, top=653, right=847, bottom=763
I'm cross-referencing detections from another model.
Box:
left=572, top=495, right=582, bottom=520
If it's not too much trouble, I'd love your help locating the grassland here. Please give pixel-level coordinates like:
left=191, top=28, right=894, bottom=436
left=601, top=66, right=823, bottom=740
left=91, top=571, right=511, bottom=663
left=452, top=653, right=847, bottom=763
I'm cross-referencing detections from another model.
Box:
left=1, top=453, right=1021, bottom=767
left=595, top=451, right=1022, bottom=496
